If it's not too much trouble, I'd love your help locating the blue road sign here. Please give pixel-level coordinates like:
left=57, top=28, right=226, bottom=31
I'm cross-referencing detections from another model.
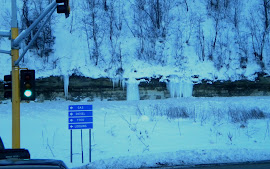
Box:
left=69, top=117, right=93, bottom=124
left=69, top=123, right=93, bottom=129
left=69, top=105, right=92, bottom=111
left=69, top=111, right=93, bottom=117
left=68, top=105, right=93, bottom=130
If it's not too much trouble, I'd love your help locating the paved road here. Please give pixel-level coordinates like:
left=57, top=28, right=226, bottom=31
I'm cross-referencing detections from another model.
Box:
left=141, top=160, right=270, bottom=169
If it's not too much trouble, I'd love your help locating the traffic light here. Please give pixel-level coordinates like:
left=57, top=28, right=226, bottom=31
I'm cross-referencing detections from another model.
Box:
left=20, top=70, right=35, bottom=101
left=56, top=0, right=70, bottom=18
left=3, top=75, right=12, bottom=99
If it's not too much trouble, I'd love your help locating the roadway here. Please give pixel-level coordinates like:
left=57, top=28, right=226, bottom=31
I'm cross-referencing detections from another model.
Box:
left=141, top=160, right=270, bottom=169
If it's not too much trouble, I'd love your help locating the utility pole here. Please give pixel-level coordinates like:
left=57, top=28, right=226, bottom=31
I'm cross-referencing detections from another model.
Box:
left=11, top=0, right=20, bottom=149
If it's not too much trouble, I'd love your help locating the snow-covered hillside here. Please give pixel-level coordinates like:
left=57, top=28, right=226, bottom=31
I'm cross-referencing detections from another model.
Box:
left=1, top=0, right=270, bottom=82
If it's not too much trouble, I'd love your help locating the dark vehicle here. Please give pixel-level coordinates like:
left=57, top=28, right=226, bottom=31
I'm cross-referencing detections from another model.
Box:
left=0, top=138, right=4, bottom=150
left=0, top=159, right=68, bottom=169
left=0, top=137, right=68, bottom=169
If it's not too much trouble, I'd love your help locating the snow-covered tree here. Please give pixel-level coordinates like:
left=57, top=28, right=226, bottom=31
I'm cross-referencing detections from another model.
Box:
left=21, top=0, right=55, bottom=61
left=81, top=0, right=105, bottom=66
left=132, top=0, right=172, bottom=64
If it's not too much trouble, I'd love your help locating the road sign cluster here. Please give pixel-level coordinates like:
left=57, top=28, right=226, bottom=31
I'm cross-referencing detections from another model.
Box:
left=68, top=105, right=93, bottom=130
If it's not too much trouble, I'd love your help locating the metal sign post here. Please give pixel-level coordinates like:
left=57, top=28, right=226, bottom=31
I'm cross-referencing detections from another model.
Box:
left=68, top=105, right=93, bottom=163
left=89, top=129, right=92, bottom=163
left=70, top=130, right=72, bottom=163
left=81, top=129, right=83, bottom=163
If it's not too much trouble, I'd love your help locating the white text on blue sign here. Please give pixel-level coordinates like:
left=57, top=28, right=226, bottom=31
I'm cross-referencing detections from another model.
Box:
left=68, top=105, right=93, bottom=130
left=69, top=105, right=92, bottom=111
left=69, top=123, right=93, bottom=129
left=69, top=111, right=93, bottom=117
left=69, top=117, right=93, bottom=124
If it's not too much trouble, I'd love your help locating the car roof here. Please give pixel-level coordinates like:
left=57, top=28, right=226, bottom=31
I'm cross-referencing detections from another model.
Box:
left=0, top=159, right=68, bottom=169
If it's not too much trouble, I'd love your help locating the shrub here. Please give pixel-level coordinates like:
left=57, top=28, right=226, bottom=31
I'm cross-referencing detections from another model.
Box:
left=228, top=107, right=265, bottom=123
left=166, top=107, right=189, bottom=119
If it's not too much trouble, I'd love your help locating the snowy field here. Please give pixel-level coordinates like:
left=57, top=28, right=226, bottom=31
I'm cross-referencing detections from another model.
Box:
left=1, top=97, right=270, bottom=169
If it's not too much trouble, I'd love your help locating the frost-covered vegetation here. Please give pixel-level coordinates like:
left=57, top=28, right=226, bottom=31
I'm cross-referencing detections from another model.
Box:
left=1, top=0, right=270, bottom=82
left=136, top=98, right=267, bottom=125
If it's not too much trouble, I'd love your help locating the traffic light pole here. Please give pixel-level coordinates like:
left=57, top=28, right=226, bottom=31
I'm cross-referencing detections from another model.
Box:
left=10, top=0, right=56, bottom=149
left=11, top=0, right=20, bottom=149
left=8, top=0, right=68, bottom=149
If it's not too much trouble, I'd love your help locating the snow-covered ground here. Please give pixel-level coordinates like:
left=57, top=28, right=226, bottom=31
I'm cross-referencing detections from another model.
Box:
left=1, top=97, right=270, bottom=169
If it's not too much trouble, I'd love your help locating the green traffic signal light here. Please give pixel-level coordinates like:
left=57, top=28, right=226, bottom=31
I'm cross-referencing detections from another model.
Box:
left=24, top=90, right=32, bottom=97
left=20, top=70, right=35, bottom=101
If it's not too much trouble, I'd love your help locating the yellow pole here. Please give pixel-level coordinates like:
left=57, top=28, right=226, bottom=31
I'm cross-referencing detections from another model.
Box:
left=11, top=27, right=20, bottom=149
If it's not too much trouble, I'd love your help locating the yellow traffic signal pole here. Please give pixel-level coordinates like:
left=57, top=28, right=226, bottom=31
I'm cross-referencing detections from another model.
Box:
left=11, top=33, right=20, bottom=149
left=9, top=0, right=64, bottom=149
left=11, top=0, right=20, bottom=149
left=10, top=0, right=54, bottom=149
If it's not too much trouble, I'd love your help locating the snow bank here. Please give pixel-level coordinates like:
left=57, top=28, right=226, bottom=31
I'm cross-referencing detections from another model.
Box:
left=79, top=148, right=270, bottom=169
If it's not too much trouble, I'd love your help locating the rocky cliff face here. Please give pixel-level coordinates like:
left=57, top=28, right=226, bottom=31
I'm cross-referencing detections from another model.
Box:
left=1, top=75, right=270, bottom=101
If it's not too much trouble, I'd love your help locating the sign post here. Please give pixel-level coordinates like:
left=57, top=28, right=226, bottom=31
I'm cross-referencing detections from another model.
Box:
left=89, top=129, right=91, bottom=163
left=68, top=105, right=93, bottom=163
